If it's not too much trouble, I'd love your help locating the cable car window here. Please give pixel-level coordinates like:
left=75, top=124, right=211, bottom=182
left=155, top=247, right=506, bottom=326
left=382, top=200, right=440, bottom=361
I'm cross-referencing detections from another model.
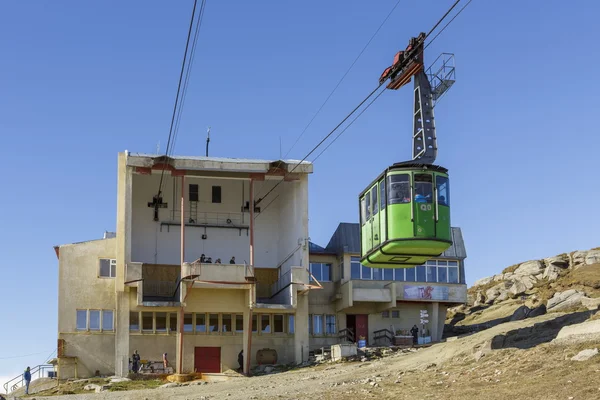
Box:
left=414, top=174, right=433, bottom=203
left=436, top=175, right=450, bottom=206
left=365, top=192, right=371, bottom=220
left=372, top=187, right=378, bottom=215
left=388, top=174, right=410, bottom=204
left=379, top=179, right=386, bottom=210
left=360, top=197, right=367, bottom=225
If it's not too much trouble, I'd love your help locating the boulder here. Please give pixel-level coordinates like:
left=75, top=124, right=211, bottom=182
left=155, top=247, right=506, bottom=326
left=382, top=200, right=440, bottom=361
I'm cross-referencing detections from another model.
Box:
left=581, top=297, right=600, bottom=311
left=496, top=292, right=509, bottom=302
left=571, top=348, right=598, bottom=361
left=585, top=250, right=600, bottom=265
left=473, top=276, right=494, bottom=287
left=528, top=304, right=547, bottom=317
left=547, top=290, right=586, bottom=312
left=572, top=251, right=588, bottom=267
left=544, top=254, right=570, bottom=269
left=514, top=260, right=545, bottom=276
left=485, top=284, right=506, bottom=304
left=509, top=280, right=528, bottom=296
left=510, top=305, right=531, bottom=321
left=556, top=319, right=600, bottom=341
left=543, top=265, right=562, bottom=281
left=493, top=274, right=505, bottom=282
left=473, top=290, right=486, bottom=307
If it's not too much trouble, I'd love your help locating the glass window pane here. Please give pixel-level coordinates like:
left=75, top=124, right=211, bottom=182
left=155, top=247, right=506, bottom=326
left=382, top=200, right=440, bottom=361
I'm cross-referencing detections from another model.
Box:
left=382, top=311, right=389, bottom=318
left=416, top=265, right=426, bottom=282
left=184, top=313, right=193, bottom=332
left=361, top=264, right=372, bottom=280
left=360, top=197, right=367, bottom=225
left=351, top=261, right=361, bottom=279
left=252, top=314, right=258, bottom=332
left=394, top=268, right=405, bottom=281
left=326, top=315, right=336, bottom=334
left=373, top=268, right=382, bottom=280
left=89, top=310, right=100, bottom=331
left=372, top=187, right=378, bottom=215
left=436, top=175, right=450, bottom=206
left=437, top=260, right=448, bottom=266
left=103, top=310, right=114, bottom=331
left=310, top=263, right=322, bottom=282
left=76, top=310, right=87, bottom=330
left=448, top=267, right=459, bottom=284
left=388, top=174, right=410, bottom=204
left=322, top=264, right=331, bottom=281
left=438, top=266, right=448, bottom=283
left=209, top=314, right=219, bottom=332
left=448, top=260, right=458, bottom=267
left=99, top=259, right=111, bottom=277
left=406, top=267, right=416, bottom=282
left=414, top=174, right=433, bottom=203
left=313, top=315, right=323, bottom=334
left=261, top=315, right=271, bottom=333
left=110, top=260, right=116, bottom=277
left=196, top=313, right=206, bottom=332
left=383, top=268, right=394, bottom=280
left=130, top=312, right=140, bottom=331
left=222, top=314, right=232, bottom=332
left=235, top=315, right=244, bottom=332
left=288, top=315, right=295, bottom=334
left=380, top=179, right=386, bottom=210
left=366, top=192, right=371, bottom=220
left=273, top=315, right=284, bottom=333
left=426, top=266, right=437, bottom=282
left=391, top=310, right=400, bottom=318
left=170, top=314, right=177, bottom=332
left=156, top=312, right=167, bottom=332
left=426, top=260, right=436, bottom=266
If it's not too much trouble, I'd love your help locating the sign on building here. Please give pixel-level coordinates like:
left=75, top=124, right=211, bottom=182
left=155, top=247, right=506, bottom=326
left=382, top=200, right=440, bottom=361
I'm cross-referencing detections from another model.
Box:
left=404, top=285, right=450, bottom=300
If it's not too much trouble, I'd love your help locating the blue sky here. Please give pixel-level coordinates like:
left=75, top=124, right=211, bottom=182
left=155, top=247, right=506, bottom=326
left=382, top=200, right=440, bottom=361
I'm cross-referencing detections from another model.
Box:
left=1, top=0, right=599, bottom=382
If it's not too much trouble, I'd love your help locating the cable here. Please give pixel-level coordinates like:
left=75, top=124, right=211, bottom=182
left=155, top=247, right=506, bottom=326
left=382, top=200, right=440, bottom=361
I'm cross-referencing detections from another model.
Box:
left=155, top=0, right=200, bottom=200
left=424, top=0, right=473, bottom=51
left=255, top=0, right=472, bottom=209
left=0, top=349, right=54, bottom=360
left=426, top=0, right=461, bottom=38
left=255, top=0, right=404, bottom=200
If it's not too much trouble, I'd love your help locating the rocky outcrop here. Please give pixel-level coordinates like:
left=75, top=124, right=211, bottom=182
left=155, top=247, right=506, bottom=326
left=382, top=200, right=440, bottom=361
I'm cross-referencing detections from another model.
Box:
left=514, top=260, right=545, bottom=276
left=585, top=250, right=600, bottom=265
left=547, top=290, right=586, bottom=312
left=543, top=265, right=562, bottom=281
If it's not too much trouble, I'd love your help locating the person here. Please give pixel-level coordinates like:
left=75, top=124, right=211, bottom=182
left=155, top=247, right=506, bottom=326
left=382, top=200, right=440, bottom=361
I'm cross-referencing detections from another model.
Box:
left=132, top=350, right=140, bottom=373
left=230, top=256, right=236, bottom=264
left=410, top=325, right=419, bottom=345
left=206, top=257, right=212, bottom=263
left=200, top=254, right=206, bottom=263
left=237, top=350, right=243, bottom=372
left=23, top=367, right=31, bottom=395
left=438, top=195, right=447, bottom=206
left=163, top=353, right=169, bottom=370
left=214, top=258, right=221, bottom=264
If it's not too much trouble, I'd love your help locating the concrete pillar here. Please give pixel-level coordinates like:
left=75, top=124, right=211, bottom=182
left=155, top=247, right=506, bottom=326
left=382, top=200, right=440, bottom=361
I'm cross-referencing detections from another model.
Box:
left=115, top=291, right=130, bottom=377
left=295, top=294, right=309, bottom=364
left=430, top=302, right=440, bottom=342
left=242, top=304, right=251, bottom=374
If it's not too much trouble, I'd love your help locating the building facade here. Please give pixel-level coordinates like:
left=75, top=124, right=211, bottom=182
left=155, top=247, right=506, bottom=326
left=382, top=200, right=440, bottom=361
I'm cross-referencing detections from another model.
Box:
left=53, top=151, right=467, bottom=379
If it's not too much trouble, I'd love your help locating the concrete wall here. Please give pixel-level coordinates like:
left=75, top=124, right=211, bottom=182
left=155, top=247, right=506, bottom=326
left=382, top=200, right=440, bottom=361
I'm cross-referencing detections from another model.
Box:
left=277, top=177, right=309, bottom=276
left=58, top=334, right=116, bottom=378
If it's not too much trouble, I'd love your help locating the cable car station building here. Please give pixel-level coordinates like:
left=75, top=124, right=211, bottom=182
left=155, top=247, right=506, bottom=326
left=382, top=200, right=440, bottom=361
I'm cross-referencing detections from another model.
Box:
left=53, top=151, right=467, bottom=379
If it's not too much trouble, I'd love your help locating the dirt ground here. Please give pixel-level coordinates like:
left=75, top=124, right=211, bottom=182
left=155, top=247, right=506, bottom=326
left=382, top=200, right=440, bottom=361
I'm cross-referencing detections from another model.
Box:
left=27, top=312, right=600, bottom=400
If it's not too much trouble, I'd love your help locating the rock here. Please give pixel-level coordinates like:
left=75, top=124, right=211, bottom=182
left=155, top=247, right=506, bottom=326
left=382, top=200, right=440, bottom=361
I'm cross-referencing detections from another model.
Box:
left=473, top=290, right=486, bottom=307
left=581, top=297, right=600, bottom=310
left=84, top=384, right=101, bottom=392
left=110, top=377, right=131, bottom=383
left=473, top=276, right=494, bottom=287
left=545, top=255, right=570, bottom=268
left=264, top=366, right=274, bottom=373
left=572, top=251, right=588, bottom=267
left=514, top=260, right=545, bottom=276
left=586, top=250, right=600, bottom=265
left=510, top=305, right=531, bottom=321
left=535, top=273, right=544, bottom=280
left=528, top=304, right=547, bottom=317
left=543, top=265, right=562, bottom=281
left=509, top=280, right=528, bottom=296
left=556, top=319, right=600, bottom=341
left=571, top=348, right=598, bottom=361
left=485, top=284, right=505, bottom=304
left=493, top=274, right=505, bottom=282
left=160, top=383, right=180, bottom=389
left=496, top=292, right=509, bottom=302
left=547, top=290, right=586, bottom=312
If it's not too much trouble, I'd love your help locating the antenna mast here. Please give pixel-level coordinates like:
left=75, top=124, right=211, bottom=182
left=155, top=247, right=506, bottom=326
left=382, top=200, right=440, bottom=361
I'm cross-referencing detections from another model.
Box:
left=205, top=126, right=211, bottom=157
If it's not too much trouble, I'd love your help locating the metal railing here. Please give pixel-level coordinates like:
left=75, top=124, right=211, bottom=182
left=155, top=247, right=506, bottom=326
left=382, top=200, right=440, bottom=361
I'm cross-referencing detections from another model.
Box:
left=338, top=328, right=355, bottom=343
left=373, top=328, right=394, bottom=345
left=3, top=364, right=54, bottom=394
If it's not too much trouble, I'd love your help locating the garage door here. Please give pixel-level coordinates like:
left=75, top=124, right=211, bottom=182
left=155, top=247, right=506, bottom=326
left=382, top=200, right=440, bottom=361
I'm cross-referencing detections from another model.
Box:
left=194, top=347, right=221, bottom=373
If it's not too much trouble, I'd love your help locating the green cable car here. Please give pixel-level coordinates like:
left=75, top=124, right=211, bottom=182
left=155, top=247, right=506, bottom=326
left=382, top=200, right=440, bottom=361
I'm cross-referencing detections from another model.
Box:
left=359, top=162, right=451, bottom=268
left=359, top=35, right=456, bottom=268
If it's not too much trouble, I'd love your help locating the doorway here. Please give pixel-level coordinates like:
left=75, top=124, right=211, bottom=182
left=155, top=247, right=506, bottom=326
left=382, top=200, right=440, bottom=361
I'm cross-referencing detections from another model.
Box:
left=346, top=314, right=368, bottom=342
left=194, top=347, right=221, bottom=373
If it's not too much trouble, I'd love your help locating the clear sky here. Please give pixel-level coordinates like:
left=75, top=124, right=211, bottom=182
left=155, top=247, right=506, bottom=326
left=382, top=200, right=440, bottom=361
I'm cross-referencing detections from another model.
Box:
left=1, top=0, right=599, bottom=384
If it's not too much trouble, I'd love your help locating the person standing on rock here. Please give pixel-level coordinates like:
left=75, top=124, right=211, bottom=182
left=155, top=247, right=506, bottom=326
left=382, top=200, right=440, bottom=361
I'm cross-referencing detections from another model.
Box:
left=410, top=325, right=419, bottom=345
left=23, top=366, right=31, bottom=395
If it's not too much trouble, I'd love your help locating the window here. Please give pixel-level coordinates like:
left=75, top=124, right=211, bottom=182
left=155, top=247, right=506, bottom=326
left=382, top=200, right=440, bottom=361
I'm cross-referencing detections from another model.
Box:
left=76, top=310, right=87, bottom=331
left=89, top=310, right=100, bottom=331
left=142, top=312, right=153, bottom=331
left=406, top=267, right=416, bottom=281
left=382, top=311, right=389, bottom=318
left=212, top=186, right=221, bottom=203
left=99, top=259, right=116, bottom=278
left=361, top=264, right=372, bottom=280
left=365, top=192, right=371, bottom=220
left=436, top=175, right=450, bottom=206
left=373, top=268, right=383, bottom=280
left=360, top=197, right=367, bottom=225
left=170, top=313, right=177, bottom=332
left=448, top=265, right=459, bottom=284
left=391, top=310, right=400, bottom=318
left=102, top=310, right=114, bottom=331
left=261, top=315, right=271, bottom=333
left=196, top=313, right=206, bottom=332
left=184, top=314, right=193, bottom=332
left=414, top=174, right=433, bottom=203
left=308, top=314, right=312, bottom=334
left=310, top=263, right=331, bottom=282
left=326, top=315, right=336, bottom=334
left=379, top=179, right=386, bottom=211
left=340, top=261, right=344, bottom=280
left=371, top=187, right=378, bottom=215
left=252, top=314, right=258, bottom=333
left=189, top=184, right=199, bottom=202
left=388, top=174, right=410, bottom=204
left=313, top=315, right=323, bottom=335
left=222, top=314, right=232, bottom=332
left=235, top=315, right=244, bottom=333
left=273, top=315, right=284, bottom=333
left=394, top=268, right=405, bottom=281
left=438, top=266, right=448, bottom=283
left=351, top=257, right=361, bottom=279
left=288, top=315, right=295, bottom=334
left=209, top=314, right=219, bottom=332
left=416, top=265, right=426, bottom=282
left=426, top=266, right=437, bottom=282
left=155, top=312, right=167, bottom=332
left=383, top=268, right=393, bottom=281
left=130, top=312, right=139, bottom=331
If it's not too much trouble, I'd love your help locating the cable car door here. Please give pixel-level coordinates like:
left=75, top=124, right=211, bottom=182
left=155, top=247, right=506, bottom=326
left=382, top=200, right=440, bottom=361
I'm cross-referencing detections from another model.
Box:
left=413, top=173, right=435, bottom=238
left=371, top=186, right=380, bottom=248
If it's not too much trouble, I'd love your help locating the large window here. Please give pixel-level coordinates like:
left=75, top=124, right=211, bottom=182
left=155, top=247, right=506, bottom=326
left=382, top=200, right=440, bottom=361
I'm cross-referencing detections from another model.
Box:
left=326, top=315, right=336, bottom=334
left=209, top=314, right=219, bottom=332
left=99, top=259, right=116, bottom=278
left=130, top=312, right=140, bottom=331
left=76, top=309, right=114, bottom=331
left=360, top=197, right=367, bottom=225
left=89, top=310, right=101, bottom=331
left=416, top=265, right=426, bottom=282
left=310, top=263, right=331, bottom=282
left=414, top=173, right=433, bottom=203
left=273, top=315, right=284, bottom=333
left=184, top=313, right=193, bottom=332
left=365, top=192, right=371, bottom=220
left=212, top=186, right=221, bottom=203
left=312, top=315, right=323, bottom=335
left=379, top=179, right=386, bottom=210
left=371, top=187, right=378, bottom=215
left=189, top=184, right=199, bottom=202
left=155, top=312, right=167, bottom=332
left=436, top=175, right=450, bottom=206
left=235, top=315, right=244, bottom=333
left=288, top=315, right=295, bottom=334
left=261, top=315, right=271, bottom=333
left=222, top=314, right=232, bottom=332
left=196, top=313, right=206, bottom=332
left=76, top=310, right=87, bottom=331
left=388, top=174, right=410, bottom=204
left=351, top=257, right=361, bottom=279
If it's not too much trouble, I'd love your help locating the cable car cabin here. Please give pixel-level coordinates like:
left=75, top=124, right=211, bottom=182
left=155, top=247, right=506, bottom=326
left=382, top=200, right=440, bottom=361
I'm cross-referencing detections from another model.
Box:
left=359, top=162, right=452, bottom=268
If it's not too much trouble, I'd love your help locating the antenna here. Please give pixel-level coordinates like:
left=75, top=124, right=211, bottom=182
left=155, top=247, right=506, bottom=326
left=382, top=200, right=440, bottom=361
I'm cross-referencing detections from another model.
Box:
left=205, top=126, right=211, bottom=157
left=156, top=141, right=160, bottom=155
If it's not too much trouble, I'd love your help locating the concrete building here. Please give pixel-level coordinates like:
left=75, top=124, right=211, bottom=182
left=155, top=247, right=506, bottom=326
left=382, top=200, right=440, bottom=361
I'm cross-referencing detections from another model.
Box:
left=52, top=151, right=467, bottom=379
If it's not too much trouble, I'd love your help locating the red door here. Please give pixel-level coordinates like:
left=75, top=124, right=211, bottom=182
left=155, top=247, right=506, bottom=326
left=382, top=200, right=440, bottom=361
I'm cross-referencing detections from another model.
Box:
left=194, top=347, right=221, bottom=373
left=355, top=315, right=368, bottom=342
